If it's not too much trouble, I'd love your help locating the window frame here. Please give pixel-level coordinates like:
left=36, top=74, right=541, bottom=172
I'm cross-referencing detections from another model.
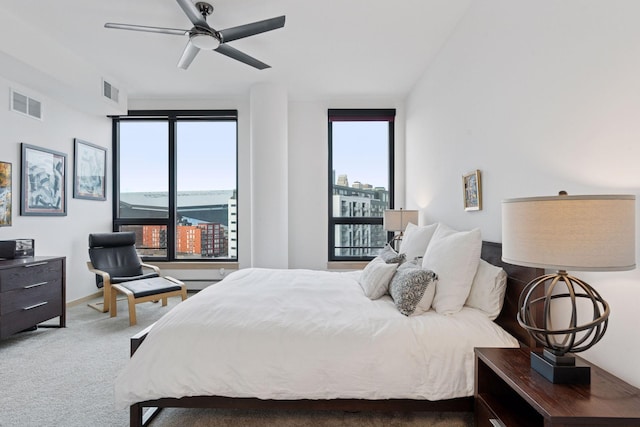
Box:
left=111, top=109, right=238, bottom=262
left=327, top=108, right=395, bottom=262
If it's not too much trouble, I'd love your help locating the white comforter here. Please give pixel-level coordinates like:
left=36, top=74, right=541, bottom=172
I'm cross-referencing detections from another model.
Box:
left=115, top=268, right=518, bottom=408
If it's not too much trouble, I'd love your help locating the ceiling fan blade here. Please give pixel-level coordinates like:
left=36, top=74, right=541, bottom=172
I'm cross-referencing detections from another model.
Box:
left=215, top=44, right=270, bottom=69
left=105, top=23, right=188, bottom=36
left=176, top=0, right=208, bottom=28
left=218, top=16, right=285, bottom=43
left=178, top=41, right=201, bottom=70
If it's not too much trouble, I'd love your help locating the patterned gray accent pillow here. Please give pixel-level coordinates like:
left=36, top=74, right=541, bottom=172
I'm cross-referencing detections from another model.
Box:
left=389, top=266, right=438, bottom=316
left=378, top=244, right=406, bottom=264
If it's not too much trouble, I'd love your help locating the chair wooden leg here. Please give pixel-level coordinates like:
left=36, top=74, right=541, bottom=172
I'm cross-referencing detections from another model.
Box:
left=161, top=297, right=168, bottom=306
left=103, top=284, right=111, bottom=313
left=127, top=294, right=137, bottom=326
left=110, top=288, right=118, bottom=318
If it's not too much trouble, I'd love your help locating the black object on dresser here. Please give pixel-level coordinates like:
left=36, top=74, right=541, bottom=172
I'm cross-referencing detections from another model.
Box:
left=0, top=256, right=66, bottom=339
left=475, top=347, right=640, bottom=427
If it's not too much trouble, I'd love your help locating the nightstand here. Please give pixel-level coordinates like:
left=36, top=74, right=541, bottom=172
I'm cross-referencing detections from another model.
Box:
left=474, top=347, right=640, bottom=427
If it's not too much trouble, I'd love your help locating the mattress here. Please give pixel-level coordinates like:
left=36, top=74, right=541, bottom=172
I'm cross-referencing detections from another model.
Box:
left=115, top=268, right=518, bottom=408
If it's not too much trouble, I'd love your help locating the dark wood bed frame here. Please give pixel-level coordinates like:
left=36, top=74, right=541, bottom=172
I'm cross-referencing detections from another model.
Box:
left=128, top=241, right=543, bottom=427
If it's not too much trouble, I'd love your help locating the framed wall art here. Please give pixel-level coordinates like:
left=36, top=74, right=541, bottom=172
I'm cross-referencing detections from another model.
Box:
left=21, top=143, right=67, bottom=216
left=0, top=162, right=12, bottom=226
left=74, top=139, right=106, bottom=201
left=462, top=169, right=482, bottom=211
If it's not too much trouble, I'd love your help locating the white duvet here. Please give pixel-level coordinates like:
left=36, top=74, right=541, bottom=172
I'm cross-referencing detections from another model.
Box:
left=115, top=268, right=518, bottom=408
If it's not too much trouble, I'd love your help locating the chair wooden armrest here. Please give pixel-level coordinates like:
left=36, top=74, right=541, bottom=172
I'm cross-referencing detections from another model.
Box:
left=140, top=262, right=161, bottom=275
left=87, top=261, right=113, bottom=313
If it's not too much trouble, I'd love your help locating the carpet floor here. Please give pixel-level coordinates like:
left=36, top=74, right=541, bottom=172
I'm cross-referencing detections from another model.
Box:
left=0, top=295, right=473, bottom=427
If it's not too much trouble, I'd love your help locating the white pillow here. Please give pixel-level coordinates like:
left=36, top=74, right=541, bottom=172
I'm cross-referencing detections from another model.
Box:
left=422, top=225, right=482, bottom=314
left=399, top=222, right=439, bottom=261
left=358, top=258, right=398, bottom=300
left=466, top=259, right=508, bottom=320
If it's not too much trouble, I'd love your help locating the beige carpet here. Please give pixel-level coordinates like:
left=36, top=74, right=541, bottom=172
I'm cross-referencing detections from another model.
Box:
left=0, top=294, right=472, bottom=427
left=153, top=408, right=472, bottom=426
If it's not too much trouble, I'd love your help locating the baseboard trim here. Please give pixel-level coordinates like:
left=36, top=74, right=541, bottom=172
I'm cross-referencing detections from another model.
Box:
left=67, top=291, right=103, bottom=308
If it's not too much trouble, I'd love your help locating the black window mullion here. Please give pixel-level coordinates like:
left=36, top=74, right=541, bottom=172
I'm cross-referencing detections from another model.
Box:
left=167, top=117, right=177, bottom=260
left=112, top=117, right=120, bottom=231
left=327, top=117, right=335, bottom=261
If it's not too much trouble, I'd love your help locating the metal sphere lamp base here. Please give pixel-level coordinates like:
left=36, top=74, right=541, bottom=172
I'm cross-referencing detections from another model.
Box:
left=518, top=271, right=610, bottom=384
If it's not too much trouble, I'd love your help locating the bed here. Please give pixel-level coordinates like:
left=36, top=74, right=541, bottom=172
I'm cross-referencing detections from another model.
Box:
left=119, top=240, right=543, bottom=427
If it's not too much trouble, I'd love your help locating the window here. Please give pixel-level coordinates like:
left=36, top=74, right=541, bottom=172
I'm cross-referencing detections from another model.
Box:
left=113, top=110, right=237, bottom=261
left=328, top=109, right=395, bottom=261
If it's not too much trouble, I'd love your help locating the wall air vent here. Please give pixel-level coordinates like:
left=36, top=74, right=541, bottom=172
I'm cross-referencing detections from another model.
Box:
left=10, top=89, right=42, bottom=120
left=103, top=79, right=119, bottom=103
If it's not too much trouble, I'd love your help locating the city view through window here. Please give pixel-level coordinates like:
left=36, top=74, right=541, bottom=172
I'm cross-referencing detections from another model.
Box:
left=332, top=173, right=389, bottom=257
left=329, top=114, right=393, bottom=259
left=117, top=118, right=237, bottom=260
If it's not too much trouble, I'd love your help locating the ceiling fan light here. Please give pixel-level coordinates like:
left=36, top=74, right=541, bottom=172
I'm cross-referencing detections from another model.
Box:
left=190, top=33, right=220, bottom=50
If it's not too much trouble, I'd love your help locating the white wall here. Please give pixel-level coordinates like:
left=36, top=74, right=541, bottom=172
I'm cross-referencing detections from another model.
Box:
left=405, top=0, right=640, bottom=387
left=250, top=84, right=289, bottom=268
left=0, top=77, right=112, bottom=302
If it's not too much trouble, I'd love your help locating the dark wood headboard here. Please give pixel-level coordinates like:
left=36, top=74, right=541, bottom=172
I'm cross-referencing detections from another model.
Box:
left=481, top=241, right=544, bottom=348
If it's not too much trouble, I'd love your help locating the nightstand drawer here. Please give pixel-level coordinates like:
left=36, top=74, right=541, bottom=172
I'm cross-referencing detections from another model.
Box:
left=0, top=279, right=62, bottom=315
left=475, top=396, right=504, bottom=427
left=0, top=259, right=63, bottom=292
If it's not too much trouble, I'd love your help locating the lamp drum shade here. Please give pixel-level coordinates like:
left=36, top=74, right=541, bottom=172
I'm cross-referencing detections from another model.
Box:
left=502, top=195, right=635, bottom=271
left=383, top=209, right=419, bottom=232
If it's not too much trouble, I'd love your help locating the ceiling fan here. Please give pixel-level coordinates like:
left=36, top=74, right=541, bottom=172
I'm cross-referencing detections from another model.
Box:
left=105, top=0, right=285, bottom=70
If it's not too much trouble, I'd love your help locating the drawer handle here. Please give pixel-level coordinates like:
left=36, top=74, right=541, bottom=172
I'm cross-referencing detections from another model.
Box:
left=489, top=419, right=505, bottom=427
left=24, top=281, right=48, bottom=289
left=23, top=301, right=48, bottom=311
left=24, top=262, right=48, bottom=268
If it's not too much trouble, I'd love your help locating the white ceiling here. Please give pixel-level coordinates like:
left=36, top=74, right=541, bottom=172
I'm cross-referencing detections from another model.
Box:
left=0, top=0, right=471, bottom=101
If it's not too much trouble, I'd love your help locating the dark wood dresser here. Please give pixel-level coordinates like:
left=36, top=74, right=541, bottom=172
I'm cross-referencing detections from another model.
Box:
left=0, top=256, right=66, bottom=339
left=475, top=347, right=640, bottom=426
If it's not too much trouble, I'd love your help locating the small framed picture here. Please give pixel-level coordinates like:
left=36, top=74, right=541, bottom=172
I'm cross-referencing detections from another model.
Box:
left=21, top=143, right=67, bottom=216
left=0, top=162, right=12, bottom=226
left=462, top=169, right=482, bottom=211
left=74, top=139, right=107, bottom=201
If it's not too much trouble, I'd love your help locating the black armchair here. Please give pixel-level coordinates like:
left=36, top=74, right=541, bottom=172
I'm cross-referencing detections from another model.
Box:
left=87, top=232, right=186, bottom=326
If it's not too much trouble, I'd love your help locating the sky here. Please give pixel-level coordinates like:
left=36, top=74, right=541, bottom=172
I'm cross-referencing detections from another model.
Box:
left=119, top=120, right=237, bottom=193
left=332, top=121, right=389, bottom=189
left=119, top=119, right=389, bottom=193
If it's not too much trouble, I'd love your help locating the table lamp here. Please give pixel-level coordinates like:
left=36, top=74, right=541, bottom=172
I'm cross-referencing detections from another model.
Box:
left=502, top=192, right=635, bottom=384
left=383, top=209, right=419, bottom=250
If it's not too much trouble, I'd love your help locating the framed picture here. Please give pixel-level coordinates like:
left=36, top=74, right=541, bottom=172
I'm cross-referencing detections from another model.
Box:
left=0, top=162, right=12, bottom=226
left=21, top=143, right=67, bottom=216
left=74, top=139, right=107, bottom=201
left=462, top=169, right=482, bottom=211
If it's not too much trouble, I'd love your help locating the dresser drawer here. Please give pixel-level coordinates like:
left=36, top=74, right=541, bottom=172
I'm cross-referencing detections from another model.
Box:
left=0, top=294, right=63, bottom=338
left=0, top=259, right=63, bottom=292
left=0, top=279, right=62, bottom=315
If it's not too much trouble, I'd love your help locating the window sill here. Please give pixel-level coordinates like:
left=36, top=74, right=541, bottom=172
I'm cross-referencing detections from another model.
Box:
left=327, top=261, right=368, bottom=271
left=146, top=261, right=239, bottom=270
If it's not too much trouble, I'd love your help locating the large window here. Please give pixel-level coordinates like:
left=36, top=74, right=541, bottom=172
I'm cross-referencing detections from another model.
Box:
left=328, top=109, right=395, bottom=261
left=113, top=110, right=237, bottom=261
